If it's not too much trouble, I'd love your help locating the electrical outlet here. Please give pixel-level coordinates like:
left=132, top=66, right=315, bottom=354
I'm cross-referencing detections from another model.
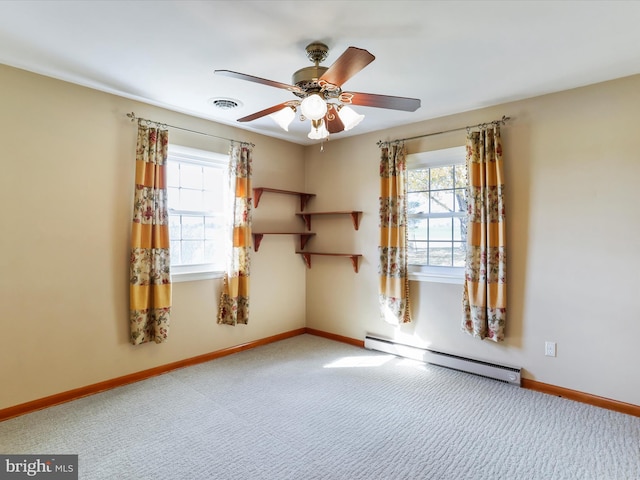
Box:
left=545, top=341, right=557, bottom=357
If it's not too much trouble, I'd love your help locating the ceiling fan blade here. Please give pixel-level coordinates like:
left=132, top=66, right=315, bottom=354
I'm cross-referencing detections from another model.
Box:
left=319, top=47, right=375, bottom=87
left=345, top=92, right=421, bottom=112
left=325, top=109, right=345, bottom=134
left=237, top=102, right=293, bottom=123
left=215, top=70, right=302, bottom=93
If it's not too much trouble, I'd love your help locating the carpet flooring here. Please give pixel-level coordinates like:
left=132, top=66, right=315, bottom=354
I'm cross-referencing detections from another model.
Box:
left=1, top=334, right=638, bottom=479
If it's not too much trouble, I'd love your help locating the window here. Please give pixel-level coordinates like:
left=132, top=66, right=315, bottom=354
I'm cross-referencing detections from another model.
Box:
left=407, top=146, right=467, bottom=283
left=166, top=145, right=228, bottom=282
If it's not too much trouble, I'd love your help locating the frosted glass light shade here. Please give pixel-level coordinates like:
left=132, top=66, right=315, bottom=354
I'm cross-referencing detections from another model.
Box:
left=300, top=94, right=328, bottom=121
left=337, top=105, right=364, bottom=131
left=269, top=106, right=296, bottom=131
left=308, top=120, right=329, bottom=140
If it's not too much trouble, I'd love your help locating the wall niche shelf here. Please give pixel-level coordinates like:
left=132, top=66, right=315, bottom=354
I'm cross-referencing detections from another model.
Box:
left=296, top=252, right=362, bottom=273
left=296, top=211, right=362, bottom=231
left=253, top=187, right=316, bottom=211
left=252, top=232, right=315, bottom=252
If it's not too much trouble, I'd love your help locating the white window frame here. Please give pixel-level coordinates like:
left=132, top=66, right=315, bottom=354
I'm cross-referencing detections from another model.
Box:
left=167, top=144, right=228, bottom=283
left=407, top=146, right=467, bottom=284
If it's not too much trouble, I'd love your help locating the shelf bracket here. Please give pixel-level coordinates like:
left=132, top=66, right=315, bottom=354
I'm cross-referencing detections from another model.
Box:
left=300, top=214, right=311, bottom=231
left=299, top=194, right=313, bottom=212
left=300, top=233, right=313, bottom=250
left=350, top=212, right=360, bottom=230
left=253, top=188, right=264, bottom=209
left=349, top=255, right=360, bottom=273
left=253, top=233, right=264, bottom=252
left=300, top=253, right=312, bottom=269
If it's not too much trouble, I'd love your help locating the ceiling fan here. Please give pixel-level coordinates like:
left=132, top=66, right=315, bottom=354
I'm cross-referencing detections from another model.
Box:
left=214, top=42, right=421, bottom=140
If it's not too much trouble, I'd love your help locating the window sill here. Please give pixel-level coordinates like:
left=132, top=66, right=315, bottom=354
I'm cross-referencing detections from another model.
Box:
left=171, top=270, right=224, bottom=283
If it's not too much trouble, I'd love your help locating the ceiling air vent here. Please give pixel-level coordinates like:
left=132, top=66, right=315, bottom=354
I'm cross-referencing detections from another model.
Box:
left=210, top=97, right=242, bottom=110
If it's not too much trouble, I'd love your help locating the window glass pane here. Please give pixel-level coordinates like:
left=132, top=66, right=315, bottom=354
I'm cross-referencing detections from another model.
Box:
left=205, top=216, right=224, bottom=240
left=181, top=240, right=204, bottom=265
left=179, top=164, right=203, bottom=189
left=204, top=167, right=224, bottom=190
left=166, top=147, right=228, bottom=273
left=430, top=166, right=453, bottom=190
left=167, top=163, right=180, bottom=187
left=180, top=188, right=204, bottom=211
left=204, top=189, right=224, bottom=211
left=429, top=243, right=452, bottom=266
left=454, top=164, right=468, bottom=188
left=170, top=240, right=181, bottom=265
left=182, top=216, right=204, bottom=240
left=168, top=187, right=180, bottom=210
left=204, top=216, right=216, bottom=240
left=169, top=214, right=181, bottom=239
left=454, top=188, right=467, bottom=212
left=453, top=217, right=465, bottom=241
left=430, top=190, right=454, bottom=213
left=453, top=242, right=466, bottom=267
left=408, top=169, right=429, bottom=191
left=429, top=217, right=452, bottom=241
left=407, top=192, right=429, bottom=214
left=407, top=149, right=466, bottom=271
left=408, top=241, right=428, bottom=265
left=408, top=218, right=428, bottom=241
left=204, top=240, right=222, bottom=269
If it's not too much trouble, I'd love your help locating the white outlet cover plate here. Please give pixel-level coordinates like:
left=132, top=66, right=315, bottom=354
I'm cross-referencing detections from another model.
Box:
left=545, top=342, right=557, bottom=357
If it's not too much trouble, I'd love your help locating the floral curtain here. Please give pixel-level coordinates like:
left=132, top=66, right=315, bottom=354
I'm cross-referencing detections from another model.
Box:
left=129, top=123, right=171, bottom=345
left=462, top=125, right=507, bottom=341
left=218, top=143, right=252, bottom=326
left=379, top=143, right=411, bottom=325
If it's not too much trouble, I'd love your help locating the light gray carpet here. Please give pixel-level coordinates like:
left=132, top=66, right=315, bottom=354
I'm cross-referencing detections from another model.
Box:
left=1, top=334, right=638, bottom=480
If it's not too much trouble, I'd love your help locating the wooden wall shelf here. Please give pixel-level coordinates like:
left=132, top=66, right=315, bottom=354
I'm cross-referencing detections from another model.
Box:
left=253, top=187, right=316, bottom=211
left=295, top=252, right=362, bottom=273
left=253, top=187, right=362, bottom=271
left=296, top=211, right=362, bottom=231
left=253, top=232, right=315, bottom=252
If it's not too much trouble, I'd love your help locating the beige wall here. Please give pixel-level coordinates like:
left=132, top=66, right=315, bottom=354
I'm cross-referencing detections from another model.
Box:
left=305, top=74, right=640, bottom=406
left=0, top=64, right=306, bottom=409
left=2, top=63, right=639, bottom=410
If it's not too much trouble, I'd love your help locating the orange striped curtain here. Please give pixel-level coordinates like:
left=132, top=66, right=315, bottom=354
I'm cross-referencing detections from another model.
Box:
left=462, top=126, right=507, bottom=341
left=129, top=123, right=172, bottom=345
left=379, top=143, right=411, bottom=325
left=218, top=143, right=252, bottom=326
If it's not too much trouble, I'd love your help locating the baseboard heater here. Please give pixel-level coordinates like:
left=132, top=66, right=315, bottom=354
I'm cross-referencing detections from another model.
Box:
left=364, top=335, right=521, bottom=386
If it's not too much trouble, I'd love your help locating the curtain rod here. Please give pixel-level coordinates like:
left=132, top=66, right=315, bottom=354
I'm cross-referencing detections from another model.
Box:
left=377, top=115, right=511, bottom=147
left=126, top=112, right=254, bottom=147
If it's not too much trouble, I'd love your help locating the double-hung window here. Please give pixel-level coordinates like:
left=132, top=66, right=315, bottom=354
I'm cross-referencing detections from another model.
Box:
left=166, top=145, right=228, bottom=282
left=407, top=146, right=467, bottom=283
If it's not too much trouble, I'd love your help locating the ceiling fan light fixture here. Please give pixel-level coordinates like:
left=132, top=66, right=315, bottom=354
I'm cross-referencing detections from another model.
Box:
left=300, top=94, right=328, bottom=121
left=216, top=43, right=420, bottom=143
left=269, top=105, right=296, bottom=131
left=308, top=119, right=329, bottom=140
left=337, top=105, right=365, bottom=131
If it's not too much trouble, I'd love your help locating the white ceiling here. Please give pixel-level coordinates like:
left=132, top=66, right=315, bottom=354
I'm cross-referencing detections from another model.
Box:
left=1, top=1, right=639, bottom=145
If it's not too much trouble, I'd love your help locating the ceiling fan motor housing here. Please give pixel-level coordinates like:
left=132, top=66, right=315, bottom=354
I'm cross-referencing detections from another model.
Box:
left=292, top=66, right=329, bottom=97
left=291, top=42, right=340, bottom=99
